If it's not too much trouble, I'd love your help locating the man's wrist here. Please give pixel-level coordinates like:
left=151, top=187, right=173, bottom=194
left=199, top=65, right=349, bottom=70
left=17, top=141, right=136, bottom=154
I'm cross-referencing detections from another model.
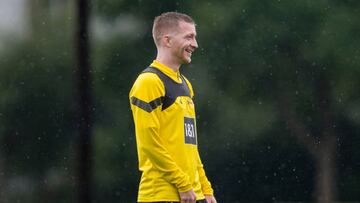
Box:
left=202, top=188, right=214, bottom=196
left=178, top=184, right=193, bottom=193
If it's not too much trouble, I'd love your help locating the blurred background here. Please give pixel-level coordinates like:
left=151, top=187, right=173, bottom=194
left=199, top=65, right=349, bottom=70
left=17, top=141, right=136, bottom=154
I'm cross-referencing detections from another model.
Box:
left=0, top=0, right=360, bottom=202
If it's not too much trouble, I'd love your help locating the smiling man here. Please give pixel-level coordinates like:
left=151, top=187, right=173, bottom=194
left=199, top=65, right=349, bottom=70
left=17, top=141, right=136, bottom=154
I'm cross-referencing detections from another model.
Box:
left=129, top=12, right=217, bottom=203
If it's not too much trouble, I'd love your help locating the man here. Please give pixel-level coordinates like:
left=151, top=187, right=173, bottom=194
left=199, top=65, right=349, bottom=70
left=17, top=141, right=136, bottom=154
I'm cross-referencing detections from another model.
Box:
left=129, top=12, right=217, bottom=203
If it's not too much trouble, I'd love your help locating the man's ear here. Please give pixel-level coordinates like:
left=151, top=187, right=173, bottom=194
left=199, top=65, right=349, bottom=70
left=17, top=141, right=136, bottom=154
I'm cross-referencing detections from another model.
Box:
left=162, top=35, right=172, bottom=48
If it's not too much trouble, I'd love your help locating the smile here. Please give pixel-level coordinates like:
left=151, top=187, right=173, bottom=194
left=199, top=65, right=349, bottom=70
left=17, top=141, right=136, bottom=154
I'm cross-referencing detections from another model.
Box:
left=185, top=48, right=194, bottom=55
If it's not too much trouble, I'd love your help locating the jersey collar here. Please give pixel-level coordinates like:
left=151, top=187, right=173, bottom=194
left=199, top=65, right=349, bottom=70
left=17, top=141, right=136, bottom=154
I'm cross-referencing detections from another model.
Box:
left=150, top=60, right=182, bottom=83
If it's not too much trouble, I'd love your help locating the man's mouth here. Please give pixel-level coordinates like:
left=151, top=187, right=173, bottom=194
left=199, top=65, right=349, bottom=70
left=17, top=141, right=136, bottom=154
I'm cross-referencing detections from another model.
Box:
left=185, top=48, right=194, bottom=55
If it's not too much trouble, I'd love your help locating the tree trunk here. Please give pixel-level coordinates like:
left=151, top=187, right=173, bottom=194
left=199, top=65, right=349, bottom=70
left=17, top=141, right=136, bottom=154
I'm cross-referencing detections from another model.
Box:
left=314, top=133, right=337, bottom=203
left=277, top=86, right=337, bottom=203
left=75, top=0, right=93, bottom=202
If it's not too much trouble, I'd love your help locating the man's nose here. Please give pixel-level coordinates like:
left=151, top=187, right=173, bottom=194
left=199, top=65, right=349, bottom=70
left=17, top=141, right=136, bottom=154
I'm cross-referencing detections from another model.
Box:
left=191, top=39, right=198, bottom=49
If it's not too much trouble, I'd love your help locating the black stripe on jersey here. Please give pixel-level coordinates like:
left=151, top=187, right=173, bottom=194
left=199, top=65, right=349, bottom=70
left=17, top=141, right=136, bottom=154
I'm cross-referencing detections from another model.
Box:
left=131, top=96, right=163, bottom=113
left=142, top=67, right=191, bottom=111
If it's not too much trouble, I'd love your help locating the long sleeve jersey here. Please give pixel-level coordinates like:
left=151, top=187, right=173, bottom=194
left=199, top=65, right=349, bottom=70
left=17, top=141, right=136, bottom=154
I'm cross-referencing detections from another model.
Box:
left=129, top=60, right=213, bottom=202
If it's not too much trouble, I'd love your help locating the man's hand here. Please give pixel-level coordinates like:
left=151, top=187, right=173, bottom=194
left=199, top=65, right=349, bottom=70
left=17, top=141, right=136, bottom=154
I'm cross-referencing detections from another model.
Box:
left=179, top=189, right=197, bottom=203
left=205, top=195, right=217, bottom=203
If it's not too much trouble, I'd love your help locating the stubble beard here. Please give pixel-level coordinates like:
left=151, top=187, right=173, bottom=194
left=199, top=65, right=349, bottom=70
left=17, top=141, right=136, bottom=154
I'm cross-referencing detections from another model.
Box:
left=180, top=49, right=192, bottom=65
left=172, top=47, right=192, bottom=65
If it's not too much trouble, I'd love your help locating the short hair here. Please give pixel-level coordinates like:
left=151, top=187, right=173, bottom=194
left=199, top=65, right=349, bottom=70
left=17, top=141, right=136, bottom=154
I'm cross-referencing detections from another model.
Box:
left=152, top=12, right=195, bottom=46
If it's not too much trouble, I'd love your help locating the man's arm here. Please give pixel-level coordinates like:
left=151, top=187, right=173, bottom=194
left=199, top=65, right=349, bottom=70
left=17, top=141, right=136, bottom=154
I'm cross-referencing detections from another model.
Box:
left=130, top=73, right=193, bottom=192
left=196, top=150, right=214, bottom=195
left=184, top=75, right=217, bottom=202
left=196, top=150, right=216, bottom=202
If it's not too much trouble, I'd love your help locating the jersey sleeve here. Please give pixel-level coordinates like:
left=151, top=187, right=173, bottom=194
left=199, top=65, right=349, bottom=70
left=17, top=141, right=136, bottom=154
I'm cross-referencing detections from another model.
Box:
left=196, top=150, right=214, bottom=195
left=129, top=72, right=193, bottom=192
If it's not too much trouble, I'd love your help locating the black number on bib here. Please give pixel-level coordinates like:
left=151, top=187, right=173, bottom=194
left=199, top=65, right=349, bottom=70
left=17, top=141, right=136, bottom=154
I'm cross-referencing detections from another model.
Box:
left=184, top=117, right=197, bottom=145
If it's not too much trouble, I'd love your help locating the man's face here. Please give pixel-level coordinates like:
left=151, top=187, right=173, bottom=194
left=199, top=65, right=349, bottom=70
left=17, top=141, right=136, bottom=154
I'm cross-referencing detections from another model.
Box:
left=169, top=21, right=198, bottom=64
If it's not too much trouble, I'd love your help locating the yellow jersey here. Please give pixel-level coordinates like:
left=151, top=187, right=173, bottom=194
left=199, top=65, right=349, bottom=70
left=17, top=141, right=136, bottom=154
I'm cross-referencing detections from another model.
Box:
left=129, top=60, right=214, bottom=202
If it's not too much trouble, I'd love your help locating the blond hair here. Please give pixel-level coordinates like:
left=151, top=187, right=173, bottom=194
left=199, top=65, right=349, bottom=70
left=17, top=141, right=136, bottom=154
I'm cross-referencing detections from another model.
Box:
left=152, top=12, right=195, bottom=46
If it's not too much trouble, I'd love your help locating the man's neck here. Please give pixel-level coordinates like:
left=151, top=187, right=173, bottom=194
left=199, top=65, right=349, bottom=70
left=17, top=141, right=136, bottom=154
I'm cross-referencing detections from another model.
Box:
left=155, top=55, right=181, bottom=72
